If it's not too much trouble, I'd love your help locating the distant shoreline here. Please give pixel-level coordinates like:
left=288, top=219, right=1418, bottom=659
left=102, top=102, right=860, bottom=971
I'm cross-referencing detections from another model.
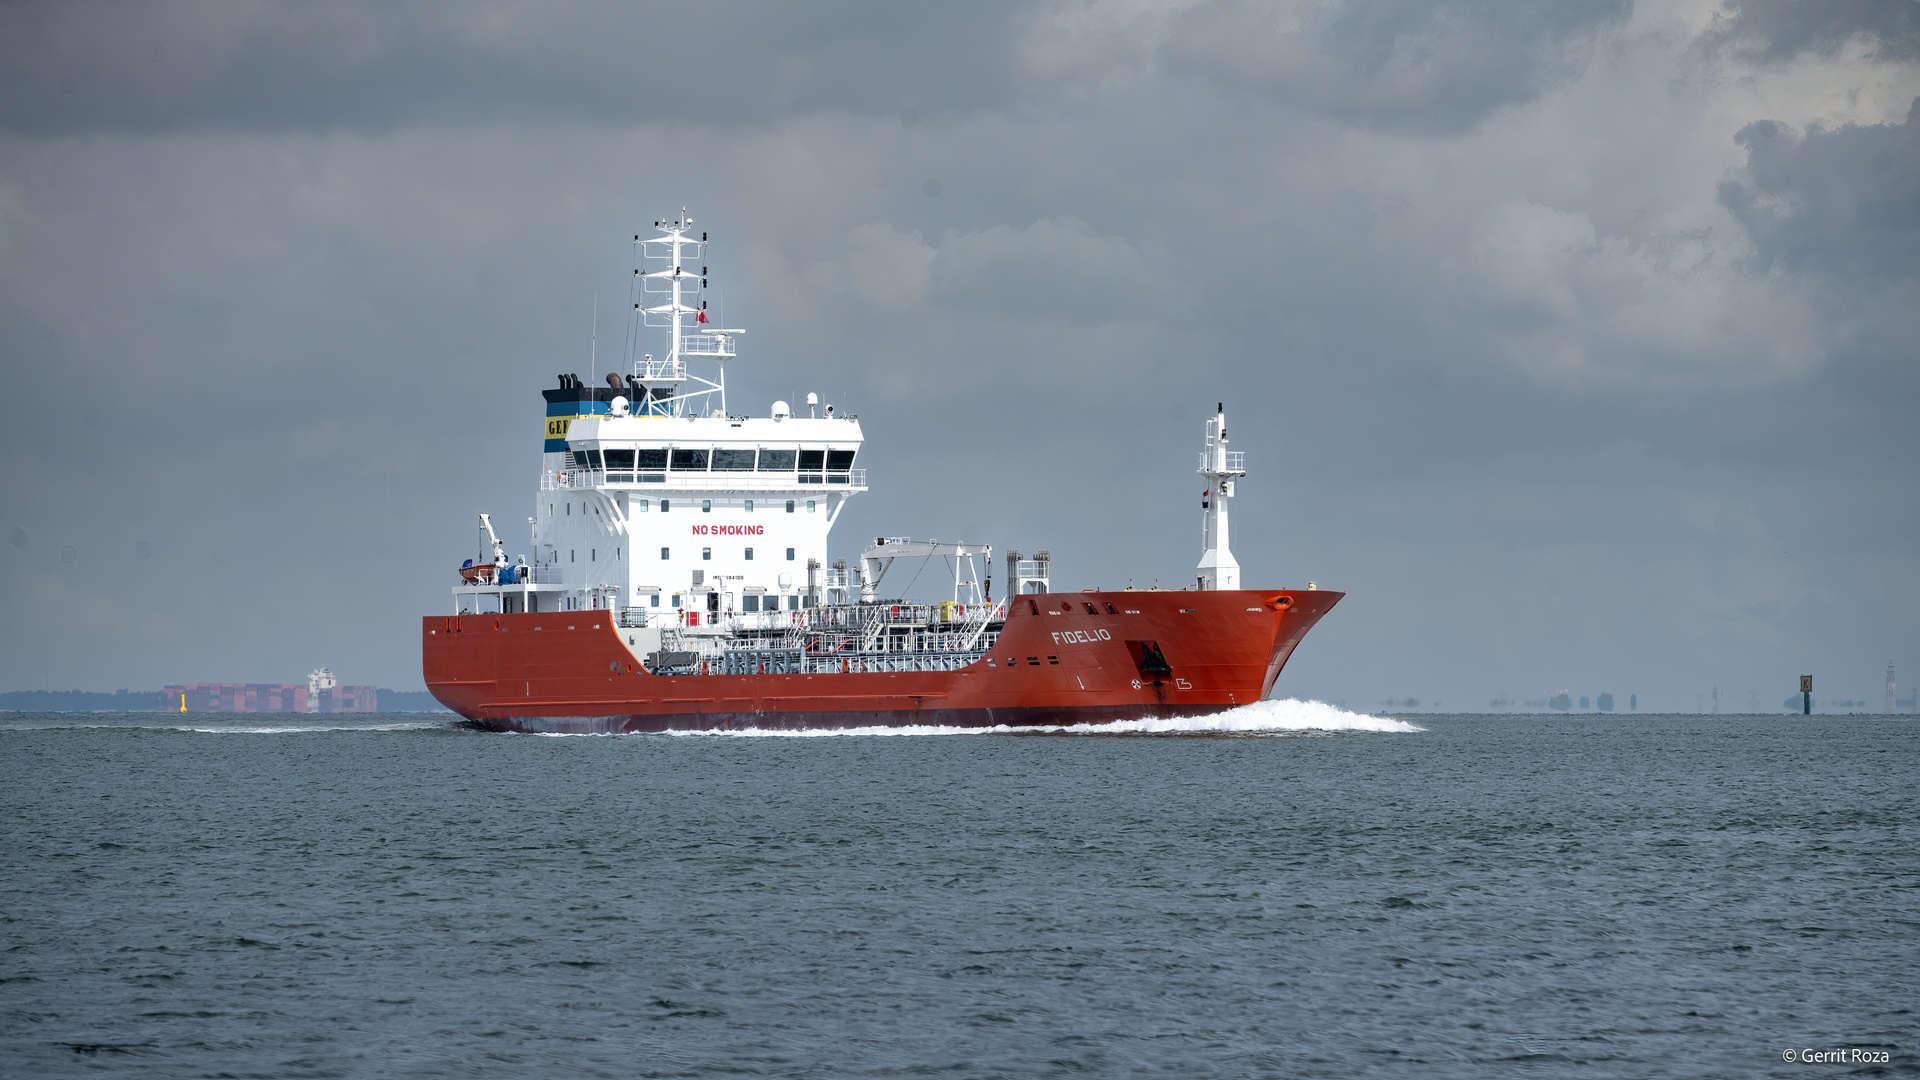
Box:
left=0, top=688, right=450, bottom=713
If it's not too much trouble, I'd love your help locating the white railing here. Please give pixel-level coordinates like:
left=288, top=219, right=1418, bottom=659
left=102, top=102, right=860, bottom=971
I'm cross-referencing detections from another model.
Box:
left=1197, top=450, right=1246, bottom=473
left=678, top=334, right=735, bottom=358
left=797, top=469, right=866, bottom=487
left=634, top=358, right=687, bottom=381
left=543, top=468, right=866, bottom=490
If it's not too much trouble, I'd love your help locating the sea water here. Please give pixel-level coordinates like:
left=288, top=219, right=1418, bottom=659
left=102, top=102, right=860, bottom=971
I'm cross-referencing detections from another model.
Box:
left=0, top=706, right=1911, bottom=1078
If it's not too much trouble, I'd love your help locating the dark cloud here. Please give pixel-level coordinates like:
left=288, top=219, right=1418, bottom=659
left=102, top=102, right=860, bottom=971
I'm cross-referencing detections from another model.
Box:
left=1158, top=0, right=1632, bottom=132
left=0, top=0, right=1025, bottom=134
left=1708, top=0, right=1920, bottom=64
left=1720, top=97, right=1920, bottom=276
left=0, top=1, right=1913, bottom=708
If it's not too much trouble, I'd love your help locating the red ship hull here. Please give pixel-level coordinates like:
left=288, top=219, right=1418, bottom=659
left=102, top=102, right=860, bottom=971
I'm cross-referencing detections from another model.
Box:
left=424, top=588, right=1342, bottom=733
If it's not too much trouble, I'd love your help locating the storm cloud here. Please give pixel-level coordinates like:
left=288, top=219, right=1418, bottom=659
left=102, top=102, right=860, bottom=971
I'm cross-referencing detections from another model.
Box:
left=1, top=0, right=1914, bottom=711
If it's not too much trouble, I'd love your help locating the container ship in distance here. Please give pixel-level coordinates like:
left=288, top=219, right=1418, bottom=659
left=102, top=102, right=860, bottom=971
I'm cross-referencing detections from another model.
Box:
left=423, top=209, right=1342, bottom=732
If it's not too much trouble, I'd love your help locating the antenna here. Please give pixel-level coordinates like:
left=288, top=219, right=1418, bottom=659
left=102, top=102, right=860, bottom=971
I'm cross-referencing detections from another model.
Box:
left=637, top=209, right=735, bottom=417
left=589, top=295, right=598, bottom=389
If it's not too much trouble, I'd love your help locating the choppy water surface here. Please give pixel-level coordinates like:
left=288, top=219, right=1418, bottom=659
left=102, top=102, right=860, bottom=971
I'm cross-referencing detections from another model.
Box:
left=0, top=706, right=1912, bottom=1078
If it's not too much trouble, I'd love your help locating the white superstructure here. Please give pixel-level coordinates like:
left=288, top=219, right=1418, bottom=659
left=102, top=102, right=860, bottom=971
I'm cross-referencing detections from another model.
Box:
left=454, top=210, right=868, bottom=625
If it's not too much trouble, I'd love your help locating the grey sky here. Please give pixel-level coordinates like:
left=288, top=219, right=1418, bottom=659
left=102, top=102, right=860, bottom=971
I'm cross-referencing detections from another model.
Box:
left=2, top=0, right=1914, bottom=711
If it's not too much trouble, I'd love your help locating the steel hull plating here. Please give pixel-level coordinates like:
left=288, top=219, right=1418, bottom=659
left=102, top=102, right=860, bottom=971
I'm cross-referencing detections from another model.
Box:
left=425, top=589, right=1341, bottom=733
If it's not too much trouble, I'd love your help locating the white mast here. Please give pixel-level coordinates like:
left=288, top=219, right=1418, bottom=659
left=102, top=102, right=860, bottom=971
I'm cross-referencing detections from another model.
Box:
left=637, top=208, right=740, bottom=417
left=1196, top=402, right=1244, bottom=590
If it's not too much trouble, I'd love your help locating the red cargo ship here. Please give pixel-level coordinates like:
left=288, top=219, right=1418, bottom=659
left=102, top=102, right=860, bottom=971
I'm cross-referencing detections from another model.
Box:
left=425, top=210, right=1341, bottom=733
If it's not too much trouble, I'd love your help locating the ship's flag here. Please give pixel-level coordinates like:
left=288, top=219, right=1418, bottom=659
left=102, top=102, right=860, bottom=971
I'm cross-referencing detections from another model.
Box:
left=696, top=310, right=708, bottom=323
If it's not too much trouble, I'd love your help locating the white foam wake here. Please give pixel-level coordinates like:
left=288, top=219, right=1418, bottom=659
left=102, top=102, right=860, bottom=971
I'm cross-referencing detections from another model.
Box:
left=660, top=699, right=1422, bottom=737
left=181, top=722, right=444, bottom=734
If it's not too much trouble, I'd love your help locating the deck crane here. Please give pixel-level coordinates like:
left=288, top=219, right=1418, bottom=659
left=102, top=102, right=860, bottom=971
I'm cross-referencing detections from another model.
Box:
left=478, top=514, right=508, bottom=570
left=858, top=537, right=993, bottom=605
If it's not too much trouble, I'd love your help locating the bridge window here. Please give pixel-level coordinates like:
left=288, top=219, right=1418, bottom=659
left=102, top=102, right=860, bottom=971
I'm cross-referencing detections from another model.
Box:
left=712, top=448, right=756, bottom=471
left=826, top=449, right=855, bottom=470
left=635, top=448, right=668, bottom=470
left=670, top=448, right=709, bottom=471
left=758, top=449, right=796, bottom=471
left=603, top=448, right=634, bottom=470
left=797, top=449, right=825, bottom=471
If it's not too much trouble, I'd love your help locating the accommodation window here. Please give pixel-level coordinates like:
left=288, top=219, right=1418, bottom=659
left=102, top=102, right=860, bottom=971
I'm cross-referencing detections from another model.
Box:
left=786, top=500, right=795, bottom=512
left=702, top=499, right=711, bottom=512
left=786, top=547, right=795, bottom=560
left=570, top=550, right=575, bottom=562
left=591, top=549, right=596, bottom=561
left=650, top=594, right=660, bottom=607
left=566, top=503, right=570, bottom=515
left=743, top=595, right=761, bottom=612
left=744, top=500, right=753, bottom=513
left=661, top=547, right=669, bottom=560
left=638, top=499, right=649, bottom=512
left=807, top=500, right=816, bottom=513
left=661, top=500, right=670, bottom=512
left=672, top=593, right=681, bottom=607
left=745, top=548, right=754, bottom=560
left=702, top=547, right=711, bottom=560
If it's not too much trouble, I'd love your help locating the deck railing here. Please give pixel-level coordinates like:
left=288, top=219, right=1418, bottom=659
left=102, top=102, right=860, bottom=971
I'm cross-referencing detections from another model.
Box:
left=542, top=468, right=865, bottom=491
